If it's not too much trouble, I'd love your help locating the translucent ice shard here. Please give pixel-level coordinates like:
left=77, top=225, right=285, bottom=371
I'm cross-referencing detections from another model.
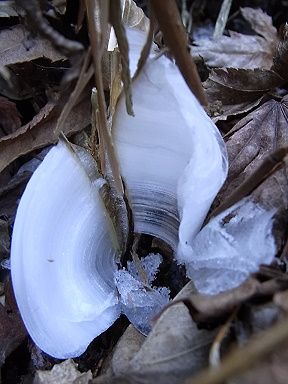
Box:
left=179, top=199, right=276, bottom=294
left=127, top=253, right=163, bottom=284
left=115, top=268, right=170, bottom=335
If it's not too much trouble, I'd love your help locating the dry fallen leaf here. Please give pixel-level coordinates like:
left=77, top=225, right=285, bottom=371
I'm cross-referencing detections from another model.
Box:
left=33, top=359, right=92, bottom=384
left=124, top=282, right=217, bottom=384
left=0, top=279, right=27, bottom=367
left=205, top=68, right=284, bottom=121
left=0, top=25, right=64, bottom=68
left=0, top=96, right=21, bottom=137
left=0, top=218, right=11, bottom=260
left=0, top=95, right=91, bottom=173
left=218, top=96, right=288, bottom=210
left=193, top=7, right=278, bottom=70
left=93, top=282, right=217, bottom=384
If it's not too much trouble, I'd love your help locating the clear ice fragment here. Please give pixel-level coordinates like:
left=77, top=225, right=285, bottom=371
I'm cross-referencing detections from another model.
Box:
left=178, top=199, right=276, bottom=295
left=127, top=253, right=162, bottom=284
left=115, top=269, right=170, bottom=335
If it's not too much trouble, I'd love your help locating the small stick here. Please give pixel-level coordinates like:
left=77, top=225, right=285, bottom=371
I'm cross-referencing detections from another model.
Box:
left=213, top=0, right=233, bottom=39
left=149, top=0, right=207, bottom=105
left=209, top=308, right=238, bottom=367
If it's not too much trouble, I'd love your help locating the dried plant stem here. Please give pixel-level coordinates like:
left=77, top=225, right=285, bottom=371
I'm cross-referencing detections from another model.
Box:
left=186, top=316, right=288, bottom=384
left=212, top=146, right=288, bottom=217
left=133, top=8, right=156, bottom=79
left=85, top=0, right=124, bottom=195
left=110, top=0, right=134, bottom=115
left=209, top=308, right=238, bottom=367
left=149, top=0, right=207, bottom=105
left=213, top=0, right=233, bottom=39
left=54, top=49, right=94, bottom=137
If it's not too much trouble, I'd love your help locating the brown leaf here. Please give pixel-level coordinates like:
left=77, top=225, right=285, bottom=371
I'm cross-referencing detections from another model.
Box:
left=179, top=277, right=288, bottom=325
left=110, top=325, right=145, bottom=377
left=0, top=95, right=91, bottom=173
left=33, top=359, right=92, bottom=384
left=0, top=96, right=21, bottom=137
left=271, top=24, right=288, bottom=81
left=217, top=96, right=288, bottom=215
left=193, top=7, right=278, bottom=70
left=0, top=218, right=10, bottom=260
left=0, top=25, right=64, bottom=68
left=0, top=279, right=27, bottom=367
left=205, top=68, right=284, bottom=121
left=94, top=282, right=216, bottom=384
left=125, top=282, right=216, bottom=384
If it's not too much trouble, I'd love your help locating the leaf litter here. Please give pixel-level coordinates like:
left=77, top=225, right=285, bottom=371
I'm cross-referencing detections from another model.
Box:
left=2, top=0, right=288, bottom=383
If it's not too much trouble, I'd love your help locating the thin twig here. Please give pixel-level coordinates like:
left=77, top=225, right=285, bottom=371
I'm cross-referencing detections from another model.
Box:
left=209, top=308, right=238, bottom=367
left=149, top=0, right=207, bottom=105
left=213, top=0, right=233, bottom=39
left=54, top=49, right=93, bottom=137
left=85, top=0, right=124, bottom=194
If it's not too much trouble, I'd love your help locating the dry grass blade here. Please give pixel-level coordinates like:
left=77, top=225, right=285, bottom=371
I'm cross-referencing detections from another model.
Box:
left=85, top=0, right=131, bottom=254
left=149, top=0, right=207, bottom=105
left=211, top=147, right=288, bottom=217
left=185, top=315, right=288, bottom=384
left=213, top=0, right=233, bottom=39
left=110, top=0, right=134, bottom=116
left=209, top=309, right=238, bottom=367
left=85, top=0, right=124, bottom=194
left=133, top=10, right=155, bottom=79
left=54, top=49, right=94, bottom=137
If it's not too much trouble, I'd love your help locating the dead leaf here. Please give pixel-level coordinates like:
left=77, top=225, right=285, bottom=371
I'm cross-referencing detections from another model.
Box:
left=116, top=282, right=216, bottom=384
left=204, top=68, right=284, bottom=121
left=93, top=282, right=216, bottom=384
left=193, top=7, right=278, bottom=70
left=33, top=359, right=92, bottom=384
left=0, top=95, right=91, bottom=173
left=0, top=219, right=10, bottom=260
left=0, top=25, right=64, bottom=68
left=0, top=96, right=21, bottom=137
left=0, top=279, right=27, bottom=367
left=170, top=273, right=288, bottom=325
left=110, top=325, right=145, bottom=377
left=216, top=96, right=288, bottom=219
left=271, top=23, right=288, bottom=82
